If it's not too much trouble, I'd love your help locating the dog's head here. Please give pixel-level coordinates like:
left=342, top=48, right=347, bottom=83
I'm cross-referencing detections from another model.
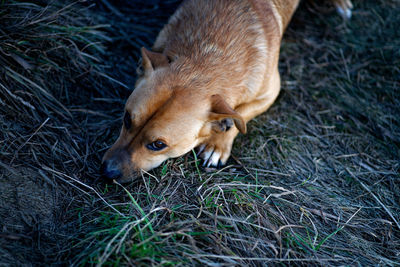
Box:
left=101, top=48, right=246, bottom=183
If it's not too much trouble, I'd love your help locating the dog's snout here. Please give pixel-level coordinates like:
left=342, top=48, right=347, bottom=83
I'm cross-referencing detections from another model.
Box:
left=100, top=160, right=122, bottom=181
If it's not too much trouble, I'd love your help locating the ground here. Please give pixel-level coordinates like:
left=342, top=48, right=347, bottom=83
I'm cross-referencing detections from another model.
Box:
left=0, top=0, right=399, bottom=266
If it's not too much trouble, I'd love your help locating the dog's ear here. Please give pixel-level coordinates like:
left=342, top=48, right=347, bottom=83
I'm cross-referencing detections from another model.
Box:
left=141, top=47, right=169, bottom=73
left=209, top=94, right=246, bottom=134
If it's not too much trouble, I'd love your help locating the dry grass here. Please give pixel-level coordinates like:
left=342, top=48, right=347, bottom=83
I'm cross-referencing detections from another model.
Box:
left=0, top=0, right=399, bottom=266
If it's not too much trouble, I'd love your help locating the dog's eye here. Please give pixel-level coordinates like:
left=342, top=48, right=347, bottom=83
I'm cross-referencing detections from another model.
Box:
left=123, top=111, right=132, bottom=130
left=146, top=140, right=167, bottom=151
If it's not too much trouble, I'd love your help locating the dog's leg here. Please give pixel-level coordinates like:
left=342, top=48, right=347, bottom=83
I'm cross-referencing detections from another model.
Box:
left=199, top=68, right=281, bottom=167
left=237, top=68, right=281, bottom=123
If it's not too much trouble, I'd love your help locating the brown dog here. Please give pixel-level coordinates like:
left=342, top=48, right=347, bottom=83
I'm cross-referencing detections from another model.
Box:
left=101, top=0, right=353, bottom=183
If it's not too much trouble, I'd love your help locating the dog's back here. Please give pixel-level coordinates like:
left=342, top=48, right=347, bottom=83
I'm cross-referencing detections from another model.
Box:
left=152, top=0, right=299, bottom=104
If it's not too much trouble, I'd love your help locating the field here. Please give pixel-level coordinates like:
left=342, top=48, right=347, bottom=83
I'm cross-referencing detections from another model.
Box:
left=0, top=0, right=399, bottom=265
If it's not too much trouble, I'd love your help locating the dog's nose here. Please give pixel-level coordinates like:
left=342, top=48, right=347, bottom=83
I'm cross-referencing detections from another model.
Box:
left=100, top=160, right=122, bottom=181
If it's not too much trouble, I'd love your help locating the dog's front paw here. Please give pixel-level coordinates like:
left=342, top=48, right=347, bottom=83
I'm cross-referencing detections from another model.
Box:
left=196, top=131, right=236, bottom=168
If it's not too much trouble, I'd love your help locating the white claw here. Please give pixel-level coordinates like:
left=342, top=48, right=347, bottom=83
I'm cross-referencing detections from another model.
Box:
left=197, top=144, right=206, bottom=156
left=208, top=151, right=220, bottom=167
left=337, top=6, right=352, bottom=19
left=202, top=150, right=213, bottom=166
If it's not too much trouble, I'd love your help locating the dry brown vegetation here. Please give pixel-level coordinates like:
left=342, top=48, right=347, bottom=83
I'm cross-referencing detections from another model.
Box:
left=0, top=0, right=399, bottom=265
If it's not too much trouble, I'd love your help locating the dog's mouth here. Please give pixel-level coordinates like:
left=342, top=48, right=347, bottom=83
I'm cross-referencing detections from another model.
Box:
left=100, top=170, right=141, bottom=184
left=116, top=171, right=142, bottom=184
left=100, top=159, right=141, bottom=184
